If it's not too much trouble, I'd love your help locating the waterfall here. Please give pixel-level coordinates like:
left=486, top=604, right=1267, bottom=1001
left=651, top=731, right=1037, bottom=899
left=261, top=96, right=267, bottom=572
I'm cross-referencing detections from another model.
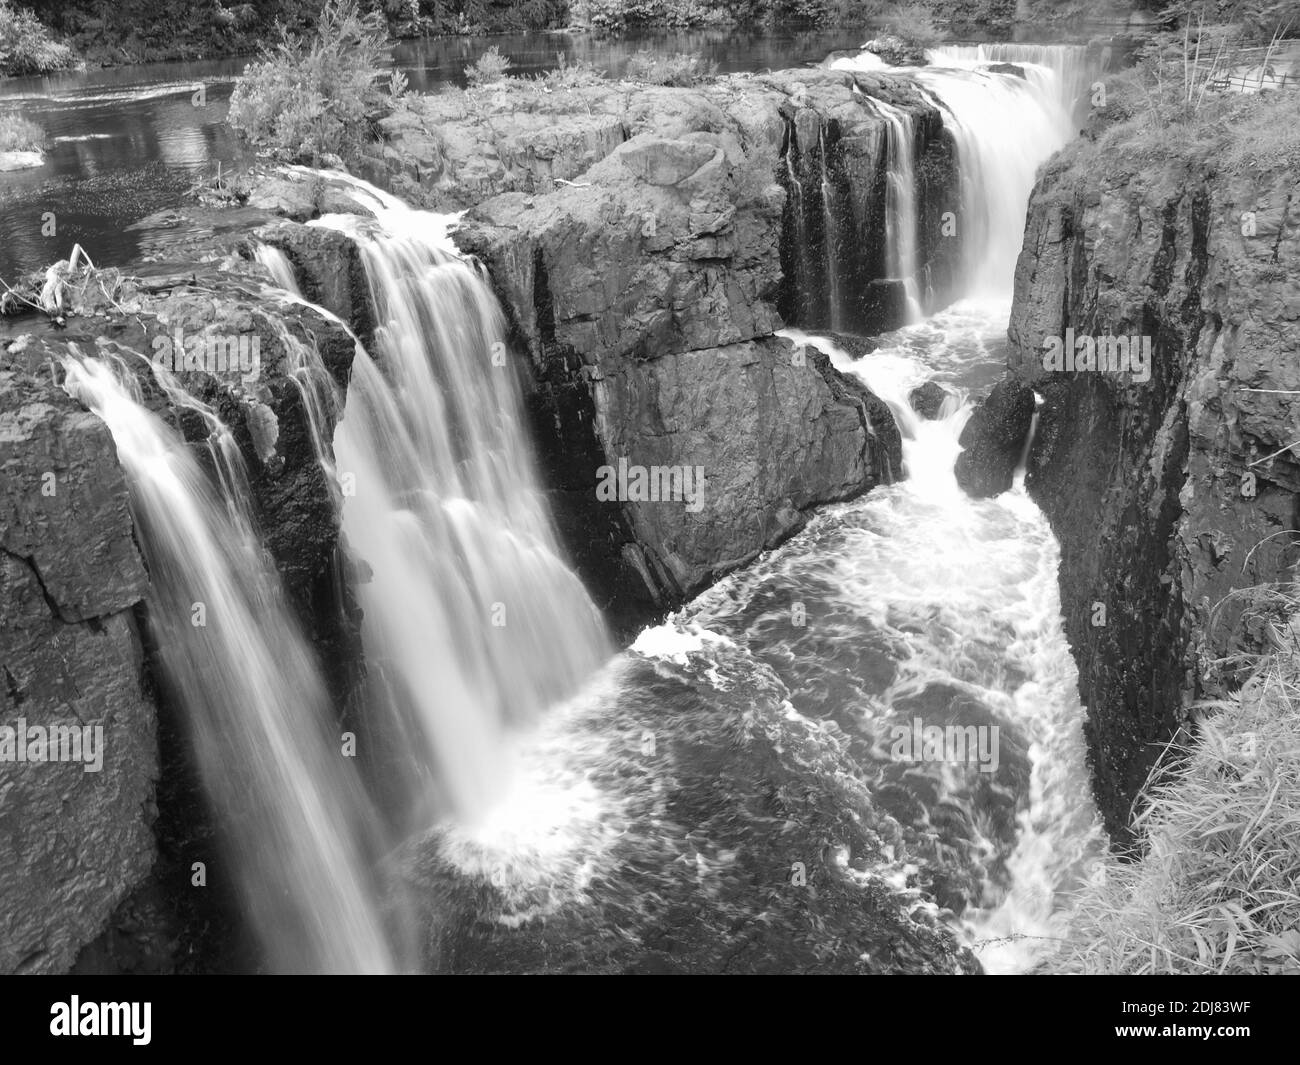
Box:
left=831, top=47, right=1076, bottom=302
left=818, top=125, right=844, bottom=333
left=870, top=98, right=923, bottom=324
left=911, top=66, right=1070, bottom=299
left=62, top=356, right=397, bottom=975
left=294, top=175, right=611, bottom=826
left=929, top=43, right=1096, bottom=124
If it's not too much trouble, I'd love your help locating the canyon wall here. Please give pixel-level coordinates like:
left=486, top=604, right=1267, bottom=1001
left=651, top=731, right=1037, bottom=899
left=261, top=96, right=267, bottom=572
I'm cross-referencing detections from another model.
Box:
left=999, top=140, right=1300, bottom=843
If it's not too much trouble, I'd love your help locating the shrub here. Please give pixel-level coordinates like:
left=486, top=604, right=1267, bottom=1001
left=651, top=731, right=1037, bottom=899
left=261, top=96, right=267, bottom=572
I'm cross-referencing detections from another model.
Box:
left=465, top=45, right=513, bottom=87
left=0, top=0, right=79, bottom=76
left=881, top=1, right=946, bottom=48
left=625, top=49, right=717, bottom=86
left=0, top=110, right=43, bottom=152
left=227, top=0, right=388, bottom=165
left=543, top=52, right=607, bottom=90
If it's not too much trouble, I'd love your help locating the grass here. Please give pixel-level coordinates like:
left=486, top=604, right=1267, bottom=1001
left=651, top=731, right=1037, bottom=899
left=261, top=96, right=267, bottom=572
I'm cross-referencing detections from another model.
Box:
left=625, top=50, right=716, bottom=86
left=1077, top=33, right=1300, bottom=175
left=0, top=111, right=43, bottom=153
left=1048, top=589, right=1300, bottom=975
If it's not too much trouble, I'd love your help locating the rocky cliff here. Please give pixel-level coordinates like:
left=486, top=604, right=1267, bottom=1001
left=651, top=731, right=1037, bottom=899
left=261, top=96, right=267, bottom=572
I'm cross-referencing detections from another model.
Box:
left=997, top=137, right=1300, bottom=844
left=358, top=69, right=952, bottom=625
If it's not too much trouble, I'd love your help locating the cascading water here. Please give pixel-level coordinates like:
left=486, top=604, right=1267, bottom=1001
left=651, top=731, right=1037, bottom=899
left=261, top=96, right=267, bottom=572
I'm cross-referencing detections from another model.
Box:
left=818, top=125, right=845, bottom=332
left=292, top=175, right=612, bottom=826
left=929, top=43, right=1097, bottom=125
left=62, top=355, right=397, bottom=974
left=870, top=98, right=923, bottom=323
left=833, top=45, right=1078, bottom=300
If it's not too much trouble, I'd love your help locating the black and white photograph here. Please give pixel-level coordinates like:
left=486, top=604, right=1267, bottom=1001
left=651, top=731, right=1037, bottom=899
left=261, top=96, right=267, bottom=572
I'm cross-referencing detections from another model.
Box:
left=0, top=0, right=1295, bottom=1024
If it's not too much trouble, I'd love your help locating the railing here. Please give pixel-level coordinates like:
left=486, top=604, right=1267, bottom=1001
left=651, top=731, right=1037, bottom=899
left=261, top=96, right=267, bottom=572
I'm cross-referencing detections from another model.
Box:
left=1195, top=41, right=1300, bottom=94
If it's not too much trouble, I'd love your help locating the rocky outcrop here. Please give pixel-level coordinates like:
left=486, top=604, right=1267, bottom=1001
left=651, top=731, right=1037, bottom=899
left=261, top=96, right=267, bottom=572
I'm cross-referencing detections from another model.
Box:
left=0, top=368, right=155, bottom=974
left=910, top=381, right=947, bottom=419
left=368, top=71, right=931, bottom=621
left=861, top=34, right=931, bottom=68
left=954, top=378, right=1036, bottom=496
left=1000, top=140, right=1300, bottom=843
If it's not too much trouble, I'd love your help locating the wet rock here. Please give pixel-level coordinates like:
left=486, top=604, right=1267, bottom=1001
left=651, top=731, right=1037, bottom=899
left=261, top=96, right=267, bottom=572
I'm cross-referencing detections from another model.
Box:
left=0, top=369, right=155, bottom=974
left=910, top=381, right=948, bottom=420
left=954, top=379, right=1035, bottom=498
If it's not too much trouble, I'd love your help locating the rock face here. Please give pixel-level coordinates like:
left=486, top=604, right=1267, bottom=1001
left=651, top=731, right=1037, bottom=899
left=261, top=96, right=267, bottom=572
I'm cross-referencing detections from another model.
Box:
left=1001, top=142, right=1300, bottom=843
left=0, top=367, right=155, bottom=974
left=359, top=72, right=932, bottom=624
left=954, top=379, right=1036, bottom=497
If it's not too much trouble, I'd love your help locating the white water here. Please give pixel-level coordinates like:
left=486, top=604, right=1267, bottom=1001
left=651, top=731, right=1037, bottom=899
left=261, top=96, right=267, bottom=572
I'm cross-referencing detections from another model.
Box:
left=300, top=177, right=611, bottom=825
left=929, top=43, right=1095, bottom=122
left=62, top=356, right=396, bottom=974
left=778, top=307, right=1105, bottom=971
left=871, top=98, right=923, bottom=323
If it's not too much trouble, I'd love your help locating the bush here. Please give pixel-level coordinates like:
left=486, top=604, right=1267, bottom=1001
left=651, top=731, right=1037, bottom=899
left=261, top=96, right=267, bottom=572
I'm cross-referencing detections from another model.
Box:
left=227, top=0, right=388, bottom=165
left=625, top=49, right=717, bottom=85
left=0, top=0, right=79, bottom=76
left=543, top=52, right=607, bottom=90
left=881, top=1, right=945, bottom=47
left=0, top=110, right=43, bottom=151
left=465, top=45, right=512, bottom=87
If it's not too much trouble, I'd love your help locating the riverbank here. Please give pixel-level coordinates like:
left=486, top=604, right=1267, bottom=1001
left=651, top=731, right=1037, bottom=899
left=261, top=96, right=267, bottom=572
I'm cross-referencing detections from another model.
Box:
left=4, top=0, right=1153, bottom=73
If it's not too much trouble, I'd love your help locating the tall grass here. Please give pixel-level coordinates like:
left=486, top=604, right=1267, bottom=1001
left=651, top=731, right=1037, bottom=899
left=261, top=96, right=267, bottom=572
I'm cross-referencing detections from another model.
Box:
left=1049, top=595, right=1300, bottom=975
left=0, top=111, right=43, bottom=152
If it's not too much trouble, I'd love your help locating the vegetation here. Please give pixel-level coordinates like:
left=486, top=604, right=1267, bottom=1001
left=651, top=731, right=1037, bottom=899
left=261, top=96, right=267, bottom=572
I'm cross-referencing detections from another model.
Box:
left=624, top=48, right=716, bottom=84
left=465, top=44, right=512, bottom=86
left=0, top=110, right=43, bottom=151
left=0, top=0, right=79, bottom=76
left=1048, top=599, right=1300, bottom=974
left=878, top=1, right=946, bottom=46
left=227, top=0, right=390, bottom=165
left=1080, top=18, right=1300, bottom=172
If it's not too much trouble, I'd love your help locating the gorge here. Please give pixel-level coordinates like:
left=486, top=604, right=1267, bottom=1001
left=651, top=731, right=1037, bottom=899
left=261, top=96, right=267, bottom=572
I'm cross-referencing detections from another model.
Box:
left=2, top=19, right=1293, bottom=978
